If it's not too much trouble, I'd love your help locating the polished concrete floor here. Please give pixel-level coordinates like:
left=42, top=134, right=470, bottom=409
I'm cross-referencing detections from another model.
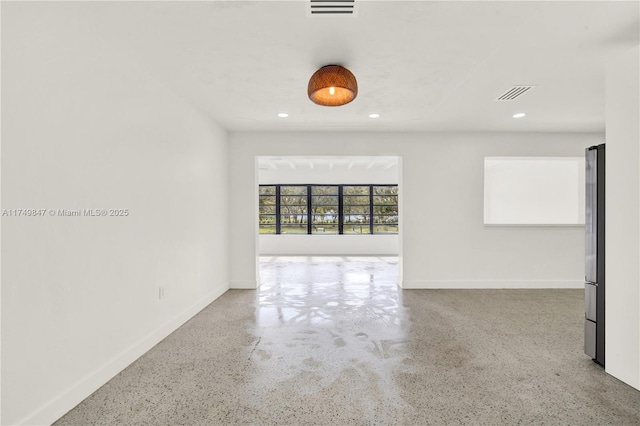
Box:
left=57, top=256, right=640, bottom=425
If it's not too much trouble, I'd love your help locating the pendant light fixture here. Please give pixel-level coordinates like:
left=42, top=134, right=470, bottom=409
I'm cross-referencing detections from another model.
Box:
left=308, top=65, right=358, bottom=107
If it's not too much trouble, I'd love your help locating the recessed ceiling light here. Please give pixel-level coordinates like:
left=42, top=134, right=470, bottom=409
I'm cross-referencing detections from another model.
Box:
left=277, top=112, right=289, bottom=118
left=513, top=113, right=526, bottom=118
left=369, top=113, right=380, bottom=119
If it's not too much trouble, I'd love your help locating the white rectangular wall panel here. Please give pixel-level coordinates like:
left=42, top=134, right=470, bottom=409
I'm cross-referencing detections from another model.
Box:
left=484, top=157, right=586, bottom=225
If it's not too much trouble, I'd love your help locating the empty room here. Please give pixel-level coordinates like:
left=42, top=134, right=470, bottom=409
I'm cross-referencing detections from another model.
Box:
left=2, top=1, right=640, bottom=425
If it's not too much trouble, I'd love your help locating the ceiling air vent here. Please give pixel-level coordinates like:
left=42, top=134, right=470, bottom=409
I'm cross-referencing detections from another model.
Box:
left=308, top=0, right=357, bottom=17
left=496, top=85, right=535, bottom=101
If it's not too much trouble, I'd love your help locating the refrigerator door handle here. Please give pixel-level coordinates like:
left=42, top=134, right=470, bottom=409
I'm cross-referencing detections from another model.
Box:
left=585, top=283, right=597, bottom=322
left=585, top=147, right=598, bottom=284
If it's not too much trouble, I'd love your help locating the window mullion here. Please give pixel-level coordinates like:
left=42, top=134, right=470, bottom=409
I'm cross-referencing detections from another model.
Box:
left=275, top=185, right=281, bottom=235
left=369, top=185, right=374, bottom=234
left=338, top=185, right=344, bottom=234
left=307, top=185, right=312, bottom=234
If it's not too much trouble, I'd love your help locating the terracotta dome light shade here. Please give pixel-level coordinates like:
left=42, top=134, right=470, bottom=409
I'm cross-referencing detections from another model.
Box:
left=308, top=65, right=358, bottom=106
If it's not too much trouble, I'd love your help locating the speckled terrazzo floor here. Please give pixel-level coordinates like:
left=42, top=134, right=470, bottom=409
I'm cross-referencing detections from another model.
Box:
left=56, top=256, right=640, bottom=425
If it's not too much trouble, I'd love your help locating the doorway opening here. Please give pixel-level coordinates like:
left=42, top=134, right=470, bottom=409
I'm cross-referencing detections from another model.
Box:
left=255, top=156, right=403, bottom=287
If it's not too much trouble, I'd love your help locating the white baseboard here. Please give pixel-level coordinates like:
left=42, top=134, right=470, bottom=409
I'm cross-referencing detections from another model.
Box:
left=19, top=282, right=229, bottom=426
left=401, top=280, right=584, bottom=289
left=230, top=280, right=258, bottom=289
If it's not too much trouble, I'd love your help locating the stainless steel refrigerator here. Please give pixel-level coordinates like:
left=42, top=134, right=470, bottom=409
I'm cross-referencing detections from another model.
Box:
left=585, top=144, right=605, bottom=366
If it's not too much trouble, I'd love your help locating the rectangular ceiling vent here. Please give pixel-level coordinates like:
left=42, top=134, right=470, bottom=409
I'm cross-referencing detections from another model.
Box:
left=308, top=0, right=358, bottom=17
left=496, top=85, right=535, bottom=101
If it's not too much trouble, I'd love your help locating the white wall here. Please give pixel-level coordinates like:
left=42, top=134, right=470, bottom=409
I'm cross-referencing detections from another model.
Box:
left=1, top=4, right=229, bottom=424
left=260, top=235, right=398, bottom=256
left=605, top=45, right=640, bottom=390
left=230, top=131, right=594, bottom=290
left=258, top=157, right=399, bottom=256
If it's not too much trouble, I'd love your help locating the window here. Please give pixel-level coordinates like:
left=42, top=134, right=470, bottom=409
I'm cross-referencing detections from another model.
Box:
left=258, top=184, right=398, bottom=235
left=312, top=186, right=339, bottom=234
left=258, top=186, right=276, bottom=234
left=280, top=185, right=308, bottom=234
left=373, top=185, right=399, bottom=233
left=343, top=186, right=370, bottom=234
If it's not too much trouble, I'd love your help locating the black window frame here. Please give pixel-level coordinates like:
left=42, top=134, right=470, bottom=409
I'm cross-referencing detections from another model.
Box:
left=310, top=185, right=339, bottom=234
left=343, top=185, right=372, bottom=234
left=372, top=185, right=399, bottom=234
left=258, top=184, right=398, bottom=235
left=258, top=185, right=277, bottom=234
left=278, top=185, right=310, bottom=234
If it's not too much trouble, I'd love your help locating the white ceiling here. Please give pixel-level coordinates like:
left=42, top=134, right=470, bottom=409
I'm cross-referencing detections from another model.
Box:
left=29, top=1, right=640, bottom=132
